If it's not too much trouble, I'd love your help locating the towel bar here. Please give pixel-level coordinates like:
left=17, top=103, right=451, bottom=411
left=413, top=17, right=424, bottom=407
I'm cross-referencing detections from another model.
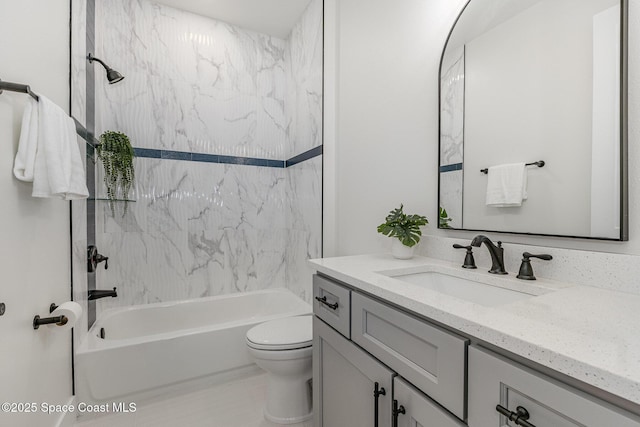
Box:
left=481, top=160, right=545, bottom=174
left=0, top=79, right=39, bottom=101
left=0, top=78, right=100, bottom=148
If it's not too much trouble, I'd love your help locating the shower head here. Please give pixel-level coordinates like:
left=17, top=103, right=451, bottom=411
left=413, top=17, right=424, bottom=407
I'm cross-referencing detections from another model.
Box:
left=87, top=53, right=124, bottom=84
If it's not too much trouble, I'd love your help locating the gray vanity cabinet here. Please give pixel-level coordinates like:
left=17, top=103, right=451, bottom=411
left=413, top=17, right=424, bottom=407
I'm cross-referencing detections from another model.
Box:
left=313, top=274, right=351, bottom=338
left=313, top=316, right=394, bottom=427
left=351, top=292, right=468, bottom=419
left=394, top=377, right=466, bottom=427
left=468, top=346, right=640, bottom=427
left=313, top=274, right=470, bottom=426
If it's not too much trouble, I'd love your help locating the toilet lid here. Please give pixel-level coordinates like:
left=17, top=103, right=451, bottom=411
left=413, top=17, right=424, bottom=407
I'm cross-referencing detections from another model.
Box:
left=246, top=316, right=312, bottom=350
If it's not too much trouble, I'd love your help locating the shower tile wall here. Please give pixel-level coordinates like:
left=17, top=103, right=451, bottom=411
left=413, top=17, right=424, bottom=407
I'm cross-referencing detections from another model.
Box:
left=285, top=0, right=323, bottom=158
left=439, top=47, right=465, bottom=228
left=285, top=156, right=322, bottom=301
left=93, top=0, right=322, bottom=313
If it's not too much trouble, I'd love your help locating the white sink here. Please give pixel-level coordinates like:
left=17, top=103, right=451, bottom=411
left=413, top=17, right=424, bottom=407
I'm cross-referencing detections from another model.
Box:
left=382, top=270, right=545, bottom=307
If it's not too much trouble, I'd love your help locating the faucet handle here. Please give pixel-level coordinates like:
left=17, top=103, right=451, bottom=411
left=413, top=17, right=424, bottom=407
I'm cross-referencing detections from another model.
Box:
left=523, top=252, right=552, bottom=261
left=517, top=252, right=552, bottom=280
left=453, top=244, right=477, bottom=269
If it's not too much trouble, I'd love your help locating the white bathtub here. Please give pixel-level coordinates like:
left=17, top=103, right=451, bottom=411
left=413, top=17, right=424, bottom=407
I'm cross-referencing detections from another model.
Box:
left=76, top=288, right=311, bottom=402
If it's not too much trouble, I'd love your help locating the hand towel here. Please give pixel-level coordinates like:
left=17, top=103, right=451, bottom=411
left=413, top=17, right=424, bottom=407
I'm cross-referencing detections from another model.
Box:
left=13, top=95, right=89, bottom=200
left=485, top=162, right=527, bottom=207
left=13, top=97, right=38, bottom=182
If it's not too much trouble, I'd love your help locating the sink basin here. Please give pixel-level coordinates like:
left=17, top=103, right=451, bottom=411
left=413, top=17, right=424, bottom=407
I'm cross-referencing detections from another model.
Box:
left=383, top=270, right=542, bottom=307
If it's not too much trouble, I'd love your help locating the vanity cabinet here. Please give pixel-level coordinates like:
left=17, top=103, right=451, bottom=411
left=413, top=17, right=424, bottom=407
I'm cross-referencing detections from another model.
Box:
left=468, top=346, right=640, bottom=427
left=394, top=376, right=466, bottom=427
left=313, top=274, right=468, bottom=427
left=352, top=292, right=468, bottom=419
left=313, top=317, right=393, bottom=427
left=313, top=274, right=351, bottom=338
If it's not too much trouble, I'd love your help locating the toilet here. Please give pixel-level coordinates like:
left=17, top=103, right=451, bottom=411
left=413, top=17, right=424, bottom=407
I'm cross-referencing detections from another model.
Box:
left=246, top=315, right=313, bottom=424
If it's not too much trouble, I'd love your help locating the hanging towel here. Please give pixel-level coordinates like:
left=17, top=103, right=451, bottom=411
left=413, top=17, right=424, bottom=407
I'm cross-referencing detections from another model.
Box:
left=13, top=96, right=89, bottom=200
left=485, top=162, right=527, bottom=207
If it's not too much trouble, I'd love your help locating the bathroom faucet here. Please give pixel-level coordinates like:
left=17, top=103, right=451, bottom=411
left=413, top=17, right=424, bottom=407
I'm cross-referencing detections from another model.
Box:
left=88, top=287, right=118, bottom=300
left=470, top=235, right=507, bottom=275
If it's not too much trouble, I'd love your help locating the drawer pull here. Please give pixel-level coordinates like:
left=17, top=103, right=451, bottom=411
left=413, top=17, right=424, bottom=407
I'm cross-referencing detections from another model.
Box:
left=496, top=405, right=537, bottom=427
left=374, top=382, right=386, bottom=427
left=315, top=296, right=339, bottom=310
left=392, top=399, right=406, bottom=427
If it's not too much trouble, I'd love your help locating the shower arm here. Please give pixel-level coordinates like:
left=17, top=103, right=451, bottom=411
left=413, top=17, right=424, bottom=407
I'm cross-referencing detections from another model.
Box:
left=87, top=53, right=109, bottom=71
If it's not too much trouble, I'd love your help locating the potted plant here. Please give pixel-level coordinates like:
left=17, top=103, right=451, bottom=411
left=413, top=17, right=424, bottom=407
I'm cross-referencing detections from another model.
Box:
left=439, top=206, right=453, bottom=228
left=377, top=204, right=428, bottom=259
left=97, top=130, right=135, bottom=215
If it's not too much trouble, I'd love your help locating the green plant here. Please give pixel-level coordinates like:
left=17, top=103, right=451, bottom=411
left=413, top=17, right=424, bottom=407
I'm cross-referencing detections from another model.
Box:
left=439, top=206, right=452, bottom=228
left=377, top=204, right=428, bottom=247
left=97, top=131, right=135, bottom=215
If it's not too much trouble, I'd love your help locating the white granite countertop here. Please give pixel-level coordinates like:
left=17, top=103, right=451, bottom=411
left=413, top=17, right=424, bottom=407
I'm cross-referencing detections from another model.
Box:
left=309, top=254, right=640, bottom=407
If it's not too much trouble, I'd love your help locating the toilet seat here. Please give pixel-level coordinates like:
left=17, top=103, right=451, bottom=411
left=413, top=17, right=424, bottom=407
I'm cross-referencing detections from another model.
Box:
left=246, top=315, right=312, bottom=351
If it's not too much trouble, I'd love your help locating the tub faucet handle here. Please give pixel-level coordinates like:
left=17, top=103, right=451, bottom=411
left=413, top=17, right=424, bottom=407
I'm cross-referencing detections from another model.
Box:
left=96, top=253, right=109, bottom=270
left=88, top=245, right=109, bottom=272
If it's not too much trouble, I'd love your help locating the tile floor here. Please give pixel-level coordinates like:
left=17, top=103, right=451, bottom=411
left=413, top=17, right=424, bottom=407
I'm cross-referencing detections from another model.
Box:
left=74, top=373, right=313, bottom=427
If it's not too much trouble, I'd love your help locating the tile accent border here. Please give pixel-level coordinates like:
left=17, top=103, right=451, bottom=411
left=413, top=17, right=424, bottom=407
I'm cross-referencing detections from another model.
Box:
left=286, top=145, right=323, bottom=167
left=439, top=162, right=463, bottom=173
left=134, top=145, right=323, bottom=169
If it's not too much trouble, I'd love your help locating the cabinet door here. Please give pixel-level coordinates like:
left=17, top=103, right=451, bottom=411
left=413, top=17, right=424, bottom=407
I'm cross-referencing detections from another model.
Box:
left=352, top=292, right=468, bottom=419
left=314, top=316, right=394, bottom=427
left=394, top=377, right=466, bottom=427
left=469, top=346, right=640, bottom=427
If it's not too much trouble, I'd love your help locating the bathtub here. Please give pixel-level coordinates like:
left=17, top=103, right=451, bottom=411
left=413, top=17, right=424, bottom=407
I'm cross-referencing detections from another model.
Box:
left=75, top=288, right=311, bottom=403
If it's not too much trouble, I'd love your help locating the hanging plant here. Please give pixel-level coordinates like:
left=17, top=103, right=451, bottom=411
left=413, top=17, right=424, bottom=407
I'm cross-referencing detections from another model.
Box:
left=97, top=130, right=135, bottom=215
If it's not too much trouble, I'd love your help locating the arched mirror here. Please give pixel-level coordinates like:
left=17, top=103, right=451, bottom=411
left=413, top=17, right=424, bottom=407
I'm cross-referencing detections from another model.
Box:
left=438, top=0, right=628, bottom=240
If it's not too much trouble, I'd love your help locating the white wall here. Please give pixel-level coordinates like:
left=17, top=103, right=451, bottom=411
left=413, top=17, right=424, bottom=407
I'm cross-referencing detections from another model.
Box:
left=0, top=1, right=74, bottom=426
left=325, top=0, right=640, bottom=272
left=324, top=0, right=467, bottom=255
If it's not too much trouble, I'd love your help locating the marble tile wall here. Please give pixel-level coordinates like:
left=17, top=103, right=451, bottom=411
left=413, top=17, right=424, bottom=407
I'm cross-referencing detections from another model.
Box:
left=95, top=0, right=287, bottom=159
left=285, top=156, right=322, bottom=302
left=285, top=0, right=323, bottom=158
left=92, top=0, right=322, bottom=314
left=440, top=47, right=464, bottom=167
left=71, top=0, right=87, bottom=127
left=439, top=47, right=464, bottom=229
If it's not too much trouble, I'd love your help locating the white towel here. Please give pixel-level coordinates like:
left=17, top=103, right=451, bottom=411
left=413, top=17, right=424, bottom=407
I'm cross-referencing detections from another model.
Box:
left=485, top=162, right=527, bottom=207
left=13, top=96, right=89, bottom=200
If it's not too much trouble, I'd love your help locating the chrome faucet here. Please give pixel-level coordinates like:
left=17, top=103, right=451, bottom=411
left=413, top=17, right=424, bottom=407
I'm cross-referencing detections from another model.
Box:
left=470, top=235, right=507, bottom=275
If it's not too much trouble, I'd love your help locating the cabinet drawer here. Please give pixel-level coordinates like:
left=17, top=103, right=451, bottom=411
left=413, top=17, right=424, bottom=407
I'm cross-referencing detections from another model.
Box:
left=394, top=377, right=466, bottom=427
left=351, top=292, right=468, bottom=420
left=468, top=346, right=640, bottom=427
left=313, top=274, right=351, bottom=338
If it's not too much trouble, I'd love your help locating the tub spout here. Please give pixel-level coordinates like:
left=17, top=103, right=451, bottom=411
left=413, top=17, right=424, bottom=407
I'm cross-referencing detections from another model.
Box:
left=88, top=287, right=117, bottom=300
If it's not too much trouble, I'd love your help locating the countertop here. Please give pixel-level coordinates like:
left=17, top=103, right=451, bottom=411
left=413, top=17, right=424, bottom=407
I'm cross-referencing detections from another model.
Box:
left=309, top=254, right=640, bottom=407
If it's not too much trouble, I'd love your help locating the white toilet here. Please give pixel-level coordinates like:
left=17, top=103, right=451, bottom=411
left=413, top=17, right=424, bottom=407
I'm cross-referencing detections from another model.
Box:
left=246, top=315, right=313, bottom=424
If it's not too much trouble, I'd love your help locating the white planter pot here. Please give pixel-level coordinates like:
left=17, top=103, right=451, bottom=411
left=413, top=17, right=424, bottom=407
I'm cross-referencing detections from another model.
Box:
left=391, top=239, right=414, bottom=259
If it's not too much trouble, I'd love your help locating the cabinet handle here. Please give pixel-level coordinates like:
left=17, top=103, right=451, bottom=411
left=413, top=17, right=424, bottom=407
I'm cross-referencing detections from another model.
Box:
left=392, top=399, right=406, bottom=427
left=315, top=296, right=339, bottom=310
left=373, top=382, right=386, bottom=427
left=496, top=405, right=537, bottom=427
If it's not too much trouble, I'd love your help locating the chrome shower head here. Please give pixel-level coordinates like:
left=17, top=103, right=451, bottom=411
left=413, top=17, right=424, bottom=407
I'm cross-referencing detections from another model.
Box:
left=87, top=53, right=124, bottom=84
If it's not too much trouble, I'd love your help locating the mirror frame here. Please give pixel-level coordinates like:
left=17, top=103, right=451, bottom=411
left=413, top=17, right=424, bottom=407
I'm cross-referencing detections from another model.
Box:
left=437, top=0, right=629, bottom=241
